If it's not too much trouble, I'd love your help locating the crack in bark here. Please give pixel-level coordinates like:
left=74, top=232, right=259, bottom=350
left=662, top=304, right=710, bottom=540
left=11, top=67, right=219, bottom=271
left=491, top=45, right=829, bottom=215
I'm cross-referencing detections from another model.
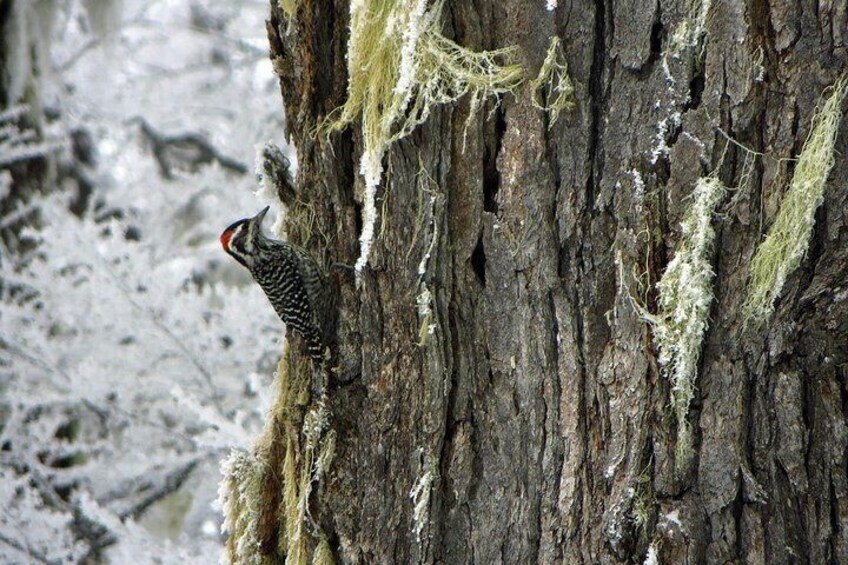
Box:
left=629, top=0, right=664, bottom=80
left=585, top=0, right=607, bottom=214
left=483, top=107, right=506, bottom=213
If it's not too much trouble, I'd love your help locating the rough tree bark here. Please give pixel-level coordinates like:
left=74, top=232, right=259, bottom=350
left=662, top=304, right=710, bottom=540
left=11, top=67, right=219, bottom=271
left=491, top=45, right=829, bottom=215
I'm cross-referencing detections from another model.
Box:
left=253, top=0, right=848, bottom=563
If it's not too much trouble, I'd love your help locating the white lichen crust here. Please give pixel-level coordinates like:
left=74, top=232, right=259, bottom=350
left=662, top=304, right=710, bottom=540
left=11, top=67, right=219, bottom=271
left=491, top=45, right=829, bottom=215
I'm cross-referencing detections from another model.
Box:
left=409, top=453, right=437, bottom=543
left=650, top=177, right=725, bottom=468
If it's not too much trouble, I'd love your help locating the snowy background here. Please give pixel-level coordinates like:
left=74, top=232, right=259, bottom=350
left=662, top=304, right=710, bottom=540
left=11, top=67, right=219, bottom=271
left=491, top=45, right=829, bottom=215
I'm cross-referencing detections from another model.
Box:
left=0, top=0, right=291, bottom=561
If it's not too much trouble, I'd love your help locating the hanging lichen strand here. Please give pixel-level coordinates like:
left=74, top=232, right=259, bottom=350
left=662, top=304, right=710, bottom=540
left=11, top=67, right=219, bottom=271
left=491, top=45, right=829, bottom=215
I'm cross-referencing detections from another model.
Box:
left=219, top=451, right=265, bottom=563
left=277, top=0, right=298, bottom=21
left=219, top=349, right=336, bottom=565
left=650, top=176, right=725, bottom=470
left=326, top=0, right=524, bottom=273
left=743, top=76, right=847, bottom=324
left=530, top=36, right=574, bottom=128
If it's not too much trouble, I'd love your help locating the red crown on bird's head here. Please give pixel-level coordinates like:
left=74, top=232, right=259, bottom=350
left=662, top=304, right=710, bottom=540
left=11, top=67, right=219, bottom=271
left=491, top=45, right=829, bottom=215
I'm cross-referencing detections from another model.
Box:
left=220, top=227, right=234, bottom=251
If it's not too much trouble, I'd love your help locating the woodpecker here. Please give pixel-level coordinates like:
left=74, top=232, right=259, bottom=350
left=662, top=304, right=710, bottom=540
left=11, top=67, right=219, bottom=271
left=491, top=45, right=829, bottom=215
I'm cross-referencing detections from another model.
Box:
left=220, top=206, right=329, bottom=361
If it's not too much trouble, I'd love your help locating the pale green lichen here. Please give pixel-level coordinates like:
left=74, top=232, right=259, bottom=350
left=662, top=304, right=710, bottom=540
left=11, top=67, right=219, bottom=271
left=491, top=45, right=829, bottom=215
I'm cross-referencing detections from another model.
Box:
left=287, top=401, right=335, bottom=565
left=278, top=362, right=335, bottom=565
left=278, top=0, right=298, bottom=20
left=312, top=534, right=334, bottom=565
left=530, top=36, right=574, bottom=128
left=648, top=177, right=725, bottom=468
left=219, top=450, right=267, bottom=565
left=631, top=467, right=654, bottom=531
left=220, top=349, right=336, bottom=565
left=417, top=286, right=434, bottom=345
left=325, top=0, right=523, bottom=273
left=662, top=0, right=712, bottom=89
left=743, top=76, right=846, bottom=323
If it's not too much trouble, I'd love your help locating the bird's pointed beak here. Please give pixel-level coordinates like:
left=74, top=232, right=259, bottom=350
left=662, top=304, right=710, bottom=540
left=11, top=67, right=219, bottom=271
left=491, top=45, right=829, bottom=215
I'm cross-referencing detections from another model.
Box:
left=252, top=206, right=270, bottom=226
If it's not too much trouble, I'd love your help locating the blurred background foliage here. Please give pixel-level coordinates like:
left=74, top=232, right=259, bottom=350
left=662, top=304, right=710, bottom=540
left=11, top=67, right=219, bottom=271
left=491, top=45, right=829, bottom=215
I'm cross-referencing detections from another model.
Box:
left=0, top=0, right=291, bottom=561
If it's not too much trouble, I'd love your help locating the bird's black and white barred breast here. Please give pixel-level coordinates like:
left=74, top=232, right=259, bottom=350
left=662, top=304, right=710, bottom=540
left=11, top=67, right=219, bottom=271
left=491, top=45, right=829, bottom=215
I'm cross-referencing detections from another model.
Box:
left=250, top=241, right=330, bottom=361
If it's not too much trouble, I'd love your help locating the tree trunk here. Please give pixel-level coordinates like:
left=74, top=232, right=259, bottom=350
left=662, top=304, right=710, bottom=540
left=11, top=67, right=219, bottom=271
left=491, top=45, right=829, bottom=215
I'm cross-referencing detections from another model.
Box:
left=236, top=1, right=848, bottom=563
left=0, top=0, right=60, bottom=250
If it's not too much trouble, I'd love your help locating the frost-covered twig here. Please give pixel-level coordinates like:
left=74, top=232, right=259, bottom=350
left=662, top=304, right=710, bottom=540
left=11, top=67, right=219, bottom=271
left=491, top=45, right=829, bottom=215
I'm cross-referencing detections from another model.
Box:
left=172, top=386, right=252, bottom=448
left=0, top=530, right=58, bottom=565
left=0, top=104, right=63, bottom=167
left=135, top=118, right=248, bottom=179
left=118, top=459, right=200, bottom=521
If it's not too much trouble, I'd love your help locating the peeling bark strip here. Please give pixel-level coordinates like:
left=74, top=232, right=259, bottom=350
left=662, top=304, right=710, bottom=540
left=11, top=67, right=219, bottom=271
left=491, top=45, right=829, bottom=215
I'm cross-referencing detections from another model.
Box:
left=225, top=0, right=848, bottom=563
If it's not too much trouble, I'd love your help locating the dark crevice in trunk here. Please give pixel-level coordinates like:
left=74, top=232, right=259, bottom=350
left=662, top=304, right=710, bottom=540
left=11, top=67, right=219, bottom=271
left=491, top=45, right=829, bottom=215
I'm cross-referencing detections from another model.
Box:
left=585, top=0, right=607, bottom=213
left=436, top=113, right=465, bottom=562
left=570, top=1, right=608, bottom=548
left=318, top=0, right=337, bottom=115
left=483, top=107, right=506, bottom=213
left=631, top=2, right=664, bottom=80
left=683, top=17, right=707, bottom=112
left=665, top=120, right=684, bottom=154
left=731, top=473, right=746, bottom=560
left=467, top=402, right=483, bottom=507
left=440, top=298, right=462, bottom=464
left=748, top=0, right=772, bottom=100
left=800, top=364, right=815, bottom=473
left=647, top=1, right=664, bottom=65
left=544, top=289, right=564, bottom=553
left=647, top=21, right=664, bottom=66
left=353, top=199, right=363, bottom=241
left=793, top=204, right=827, bottom=308
left=794, top=470, right=812, bottom=560
left=738, top=352, right=760, bottom=562
left=338, top=128, right=357, bottom=205
left=785, top=99, right=801, bottom=182
left=470, top=232, right=486, bottom=286
left=835, top=364, right=848, bottom=420
left=685, top=70, right=706, bottom=112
